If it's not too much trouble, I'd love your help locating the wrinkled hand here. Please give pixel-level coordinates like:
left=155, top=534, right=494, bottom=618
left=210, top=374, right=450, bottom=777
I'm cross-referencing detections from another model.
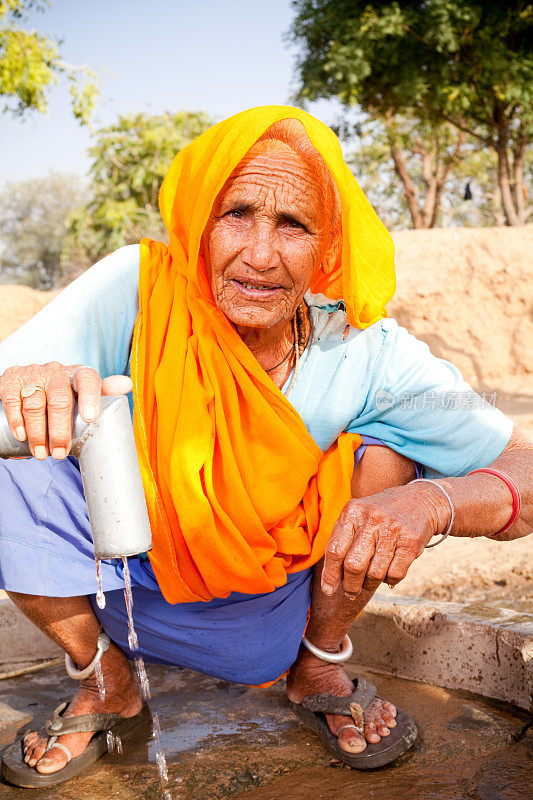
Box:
left=0, top=362, right=133, bottom=460
left=321, top=485, right=447, bottom=596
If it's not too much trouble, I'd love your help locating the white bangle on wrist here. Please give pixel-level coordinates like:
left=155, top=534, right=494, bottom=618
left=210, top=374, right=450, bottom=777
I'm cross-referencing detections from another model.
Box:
left=410, top=478, right=455, bottom=548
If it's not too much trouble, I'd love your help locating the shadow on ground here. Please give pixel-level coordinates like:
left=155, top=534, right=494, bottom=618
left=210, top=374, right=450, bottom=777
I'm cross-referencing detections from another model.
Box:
left=0, top=662, right=531, bottom=800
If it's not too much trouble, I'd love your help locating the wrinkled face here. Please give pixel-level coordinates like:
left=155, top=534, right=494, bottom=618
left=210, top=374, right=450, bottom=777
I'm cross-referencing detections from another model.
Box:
left=202, top=141, right=331, bottom=329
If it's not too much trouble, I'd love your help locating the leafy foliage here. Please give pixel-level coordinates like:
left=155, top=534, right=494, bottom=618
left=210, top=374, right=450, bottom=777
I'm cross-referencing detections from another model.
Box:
left=290, top=0, right=533, bottom=225
left=349, top=119, right=506, bottom=229
left=0, top=173, right=87, bottom=288
left=0, top=0, right=98, bottom=123
left=62, top=111, right=215, bottom=272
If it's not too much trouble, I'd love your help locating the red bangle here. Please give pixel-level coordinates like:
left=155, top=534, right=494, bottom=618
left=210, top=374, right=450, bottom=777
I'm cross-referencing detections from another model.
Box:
left=467, top=468, right=522, bottom=535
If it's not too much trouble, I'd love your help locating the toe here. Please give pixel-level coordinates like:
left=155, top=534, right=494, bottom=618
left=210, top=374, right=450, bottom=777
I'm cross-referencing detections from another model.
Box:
left=23, top=731, right=38, bottom=748
left=383, top=700, right=397, bottom=717
left=25, top=738, right=48, bottom=766
left=337, top=724, right=367, bottom=754
left=373, top=710, right=392, bottom=735
left=364, top=721, right=381, bottom=744
left=366, top=698, right=396, bottom=732
left=325, top=713, right=368, bottom=754
left=381, top=701, right=397, bottom=727
left=23, top=740, right=34, bottom=761
left=35, top=747, right=68, bottom=774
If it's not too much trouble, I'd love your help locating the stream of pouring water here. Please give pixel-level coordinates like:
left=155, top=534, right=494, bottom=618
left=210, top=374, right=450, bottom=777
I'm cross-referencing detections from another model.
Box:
left=94, top=660, right=105, bottom=701
left=95, top=557, right=173, bottom=799
left=95, top=558, right=106, bottom=609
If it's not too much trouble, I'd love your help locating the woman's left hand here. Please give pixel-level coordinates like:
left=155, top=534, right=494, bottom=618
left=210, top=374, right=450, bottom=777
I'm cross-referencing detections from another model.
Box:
left=321, top=484, right=449, bottom=596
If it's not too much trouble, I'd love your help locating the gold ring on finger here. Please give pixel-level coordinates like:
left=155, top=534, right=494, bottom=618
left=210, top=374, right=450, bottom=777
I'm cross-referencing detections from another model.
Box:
left=21, top=382, right=45, bottom=399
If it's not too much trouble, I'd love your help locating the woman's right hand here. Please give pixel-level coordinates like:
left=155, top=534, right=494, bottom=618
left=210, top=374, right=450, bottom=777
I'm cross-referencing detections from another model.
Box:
left=0, top=363, right=133, bottom=460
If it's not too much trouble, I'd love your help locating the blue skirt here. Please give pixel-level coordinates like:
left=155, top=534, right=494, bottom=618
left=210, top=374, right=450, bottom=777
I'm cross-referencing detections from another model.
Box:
left=0, top=455, right=312, bottom=685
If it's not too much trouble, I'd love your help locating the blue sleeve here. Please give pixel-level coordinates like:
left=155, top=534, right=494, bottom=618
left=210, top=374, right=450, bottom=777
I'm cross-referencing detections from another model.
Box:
left=346, top=319, right=513, bottom=476
left=0, top=245, right=140, bottom=380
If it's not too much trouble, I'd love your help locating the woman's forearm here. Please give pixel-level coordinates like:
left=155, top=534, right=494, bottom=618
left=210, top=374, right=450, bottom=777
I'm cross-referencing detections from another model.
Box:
left=321, top=427, right=532, bottom=596
left=423, top=426, right=533, bottom=542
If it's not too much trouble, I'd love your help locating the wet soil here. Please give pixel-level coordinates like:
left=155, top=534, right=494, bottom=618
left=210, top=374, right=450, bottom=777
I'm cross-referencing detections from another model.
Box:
left=0, top=661, right=531, bottom=800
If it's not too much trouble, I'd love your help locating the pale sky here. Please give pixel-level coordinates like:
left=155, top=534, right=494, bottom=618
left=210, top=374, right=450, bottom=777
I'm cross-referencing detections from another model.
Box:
left=1, top=0, right=341, bottom=185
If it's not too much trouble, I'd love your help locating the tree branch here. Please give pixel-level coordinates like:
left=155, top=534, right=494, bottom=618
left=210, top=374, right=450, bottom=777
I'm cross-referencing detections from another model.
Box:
left=400, top=24, right=432, bottom=48
left=383, top=115, right=424, bottom=228
left=434, top=110, right=493, bottom=146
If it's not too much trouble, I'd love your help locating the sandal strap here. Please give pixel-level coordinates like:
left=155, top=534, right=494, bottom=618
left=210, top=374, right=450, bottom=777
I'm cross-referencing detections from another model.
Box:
left=300, top=678, right=377, bottom=715
left=45, top=702, right=125, bottom=737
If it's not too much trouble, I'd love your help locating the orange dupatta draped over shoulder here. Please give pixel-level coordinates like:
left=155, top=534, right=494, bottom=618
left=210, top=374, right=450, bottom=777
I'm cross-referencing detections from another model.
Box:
left=131, top=106, right=396, bottom=604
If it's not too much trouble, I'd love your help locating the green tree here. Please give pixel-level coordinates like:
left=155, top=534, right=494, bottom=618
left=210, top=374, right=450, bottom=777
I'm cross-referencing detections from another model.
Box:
left=347, top=121, right=411, bottom=230
left=289, top=0, right=533, bottom=225
left=346, top=114, right=466, bottom=228
left=0, top=0, right=98, bottom=123
left=349, top=121, right=505, bottom=229
left=0, top=173, right=87, bottom=288
left=62, top=111, right=215, bottom=273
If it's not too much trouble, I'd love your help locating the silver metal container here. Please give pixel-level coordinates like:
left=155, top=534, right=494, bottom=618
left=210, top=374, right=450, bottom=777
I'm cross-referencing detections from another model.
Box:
left=0, top=395, right=152, bottom=559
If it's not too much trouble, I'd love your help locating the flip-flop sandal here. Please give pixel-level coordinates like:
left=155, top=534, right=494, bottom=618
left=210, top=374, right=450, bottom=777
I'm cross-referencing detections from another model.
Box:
left=288, top=676, right=417, bottom=769
left=1, top=700, right=152, bottom=788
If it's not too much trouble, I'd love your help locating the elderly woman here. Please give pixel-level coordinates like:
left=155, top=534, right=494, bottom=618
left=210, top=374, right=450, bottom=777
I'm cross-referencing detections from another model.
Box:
left=0, top=107, right=531, bottom=788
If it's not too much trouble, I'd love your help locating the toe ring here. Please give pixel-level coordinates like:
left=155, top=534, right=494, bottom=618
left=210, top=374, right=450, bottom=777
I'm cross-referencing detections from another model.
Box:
left=337, top=722, right=364, bottom=736
left=44, top=737, right=72, bottom=763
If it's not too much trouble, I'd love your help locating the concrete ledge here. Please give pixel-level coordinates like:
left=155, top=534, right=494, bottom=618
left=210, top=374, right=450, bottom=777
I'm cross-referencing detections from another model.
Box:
left=348, top=593, right=533, bottom=712
left=0, top=597, right=61, bottom=665
left=1, top=593, right=531, bottom=713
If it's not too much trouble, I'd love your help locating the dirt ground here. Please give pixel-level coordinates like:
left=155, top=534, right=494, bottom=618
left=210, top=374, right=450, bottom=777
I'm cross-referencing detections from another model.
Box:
left=1, top=662, right=531, bottom=800
left=0, top=226, right=531, bottom=608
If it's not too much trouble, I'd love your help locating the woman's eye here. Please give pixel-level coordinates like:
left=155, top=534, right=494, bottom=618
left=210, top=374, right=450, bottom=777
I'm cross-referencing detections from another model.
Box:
left=284, top=216, right=306, bottom=231
left=225, top=209, right=244, bottom=219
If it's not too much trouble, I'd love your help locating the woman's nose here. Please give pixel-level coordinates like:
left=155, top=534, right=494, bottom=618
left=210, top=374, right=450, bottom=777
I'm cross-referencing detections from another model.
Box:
left=241, top=223, right=280, bottom=271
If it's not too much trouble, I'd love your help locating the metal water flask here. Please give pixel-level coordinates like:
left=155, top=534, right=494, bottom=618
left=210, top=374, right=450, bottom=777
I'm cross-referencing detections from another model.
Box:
left=0, top=395, right=152, bottom=559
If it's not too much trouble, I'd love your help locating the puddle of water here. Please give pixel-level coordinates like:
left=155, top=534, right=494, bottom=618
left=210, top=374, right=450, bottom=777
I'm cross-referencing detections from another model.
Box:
left=0, top=660, right=529, bottom=800
left=461, top=601, right=533, bottom=626
left=230, top=670, right=533, bottom=800
left=154, top=711, right=289, bottom=757
left=235, top=763, right=521, bottom=800
left=478, top=585, right=533, bottom=615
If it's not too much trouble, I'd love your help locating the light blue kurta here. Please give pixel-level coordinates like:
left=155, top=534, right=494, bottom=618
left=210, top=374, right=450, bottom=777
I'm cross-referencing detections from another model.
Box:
left=0, top=244, right=513, bottom=476
left=0, top=245, right=514, bottom=683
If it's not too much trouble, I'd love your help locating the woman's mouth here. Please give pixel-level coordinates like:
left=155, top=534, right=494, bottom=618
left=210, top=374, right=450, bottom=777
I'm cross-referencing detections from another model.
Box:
left=231, top=279, right=283, bottom=300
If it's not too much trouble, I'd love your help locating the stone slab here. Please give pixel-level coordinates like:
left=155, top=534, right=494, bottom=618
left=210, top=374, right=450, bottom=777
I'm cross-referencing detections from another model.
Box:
left=0, top=597, right=61, bottom=665
left=348, top=593, right=533, bottom=712
left=0, top=701, right=32, bottom=745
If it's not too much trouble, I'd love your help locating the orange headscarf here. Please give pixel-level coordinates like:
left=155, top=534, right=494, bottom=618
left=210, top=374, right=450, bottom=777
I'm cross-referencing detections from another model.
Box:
left=131, top=106, right=395, bottom=604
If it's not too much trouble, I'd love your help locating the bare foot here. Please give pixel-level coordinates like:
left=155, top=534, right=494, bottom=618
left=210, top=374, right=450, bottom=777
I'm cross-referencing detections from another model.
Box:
left=286, top=649, right=397, bottom=754
left=22, top=643, right=141, bottom=774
